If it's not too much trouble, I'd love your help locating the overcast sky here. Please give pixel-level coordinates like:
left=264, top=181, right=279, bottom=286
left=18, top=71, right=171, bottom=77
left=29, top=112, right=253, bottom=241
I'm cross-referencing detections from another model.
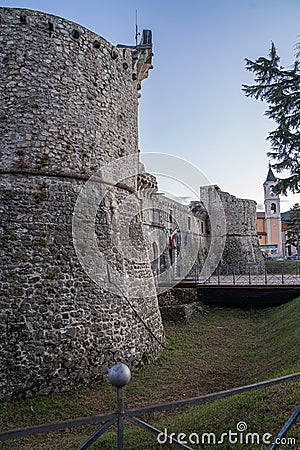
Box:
left=2, top=0, right=300, bottom=211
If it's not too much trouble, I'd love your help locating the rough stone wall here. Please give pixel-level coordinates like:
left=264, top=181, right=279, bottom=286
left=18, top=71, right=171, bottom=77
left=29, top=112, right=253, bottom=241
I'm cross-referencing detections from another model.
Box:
left=0, top=7, right=265, bottom=401
left=156, top=195, right=209, bottom=280
left=138, top=177, right=263, bottom=281
left=139, top=176, right=209, bottom=284
left=219, top=189, right=264, bottom=272
left=0, top=8, right=164, bottom=400
left=0, top=8, right=137, bottom=174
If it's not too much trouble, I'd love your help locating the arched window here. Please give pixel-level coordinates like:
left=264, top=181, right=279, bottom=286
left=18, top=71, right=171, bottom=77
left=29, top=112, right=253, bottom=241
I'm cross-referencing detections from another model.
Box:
left=270, top=185, right=276, bottom=197
left=151, top=242, right=160, bottom=276
left=271, top=203, right=277, bottom=214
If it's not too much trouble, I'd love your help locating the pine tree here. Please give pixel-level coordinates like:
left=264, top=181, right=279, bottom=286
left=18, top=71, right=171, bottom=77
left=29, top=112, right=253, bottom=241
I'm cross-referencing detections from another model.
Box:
left=286, top=203, right=300, bottom=258
left=243, top=42, right=300, bottom=194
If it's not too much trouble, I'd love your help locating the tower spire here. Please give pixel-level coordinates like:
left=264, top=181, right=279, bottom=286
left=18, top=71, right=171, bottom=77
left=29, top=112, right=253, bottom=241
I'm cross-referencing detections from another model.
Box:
left=266, top=166, right=276, bottom=182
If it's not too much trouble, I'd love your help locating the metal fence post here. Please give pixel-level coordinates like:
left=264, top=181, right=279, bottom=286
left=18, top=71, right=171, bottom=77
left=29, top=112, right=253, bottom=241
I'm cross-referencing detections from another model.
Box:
left=117, top=387, right=124, bottom=450
left=194, top=265, right=199, bottom=283
left=108, top=363, right=131, bottom=450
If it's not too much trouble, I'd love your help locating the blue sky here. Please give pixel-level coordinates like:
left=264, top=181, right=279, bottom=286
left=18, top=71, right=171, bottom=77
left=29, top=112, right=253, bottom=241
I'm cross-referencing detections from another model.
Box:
left=2, top=0, right=300, bottom=211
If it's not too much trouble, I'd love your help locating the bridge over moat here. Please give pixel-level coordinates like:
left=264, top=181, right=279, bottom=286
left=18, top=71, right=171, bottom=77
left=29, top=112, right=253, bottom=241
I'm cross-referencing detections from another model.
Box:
left=159, top=263, right=300, bottom=308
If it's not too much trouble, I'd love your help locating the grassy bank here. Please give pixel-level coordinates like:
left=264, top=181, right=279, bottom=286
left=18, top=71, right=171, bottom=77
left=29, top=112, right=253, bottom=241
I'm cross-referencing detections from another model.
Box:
left=1, top=297, right=299, bottom=449
left=265, top=259, right=299, bottom=274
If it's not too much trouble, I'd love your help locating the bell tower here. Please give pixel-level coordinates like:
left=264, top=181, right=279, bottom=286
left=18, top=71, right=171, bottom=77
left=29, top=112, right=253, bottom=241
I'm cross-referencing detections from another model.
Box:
left=263, top=167, right=283, bottom=255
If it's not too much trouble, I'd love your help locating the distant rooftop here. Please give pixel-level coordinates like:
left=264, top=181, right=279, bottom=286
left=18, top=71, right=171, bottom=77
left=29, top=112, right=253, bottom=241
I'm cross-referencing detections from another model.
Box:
left=281, top=211, right=290, bottom=222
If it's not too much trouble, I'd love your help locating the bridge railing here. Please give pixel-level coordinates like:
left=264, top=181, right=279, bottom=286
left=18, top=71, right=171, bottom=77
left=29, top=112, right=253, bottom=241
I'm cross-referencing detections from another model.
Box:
left=188, top=261, right=300, bottom=285
left=0, top=367, right=299, bottom=449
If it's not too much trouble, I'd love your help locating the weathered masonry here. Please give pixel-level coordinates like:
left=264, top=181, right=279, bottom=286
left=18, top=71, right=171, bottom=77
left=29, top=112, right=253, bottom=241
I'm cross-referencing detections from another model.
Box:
left=218, top=189, right=264, bottom=272
left=0, top=8, right=264, bottom=401
left=0, top=8, right=164, bottom=400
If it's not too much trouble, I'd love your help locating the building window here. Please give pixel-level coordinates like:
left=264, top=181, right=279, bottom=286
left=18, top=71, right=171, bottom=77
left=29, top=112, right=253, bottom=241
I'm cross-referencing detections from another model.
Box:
left=150, top=208, right=154, bottom=222
left=270, top=185, right=277, bottom=198
left=201, top=221, right=204, bottom=234
left=187, top=216, right=191, bottom=230
left=169, top=209, right=173, bottom=223
left=271, top=203, right=277, bottom=214
left=150, top=208, right=160, bottom=224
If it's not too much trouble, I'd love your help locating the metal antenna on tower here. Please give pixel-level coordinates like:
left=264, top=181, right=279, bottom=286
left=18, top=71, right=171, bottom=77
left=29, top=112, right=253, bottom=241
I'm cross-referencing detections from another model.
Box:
left=135, top=9, right=140, bottom=46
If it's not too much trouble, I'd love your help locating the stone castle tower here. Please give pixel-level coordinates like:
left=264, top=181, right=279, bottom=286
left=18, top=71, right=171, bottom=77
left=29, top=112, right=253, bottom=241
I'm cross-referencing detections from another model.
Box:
left=0, top=7, right=266, bottom=401
left=0, top=8, right=164, bottom=400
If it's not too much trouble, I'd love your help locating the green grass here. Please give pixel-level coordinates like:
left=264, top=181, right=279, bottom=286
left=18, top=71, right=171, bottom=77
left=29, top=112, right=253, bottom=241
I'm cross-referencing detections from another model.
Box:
left=265, top=259, right=299, bottom=274
left=1, top=298, right=300, bottom=449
